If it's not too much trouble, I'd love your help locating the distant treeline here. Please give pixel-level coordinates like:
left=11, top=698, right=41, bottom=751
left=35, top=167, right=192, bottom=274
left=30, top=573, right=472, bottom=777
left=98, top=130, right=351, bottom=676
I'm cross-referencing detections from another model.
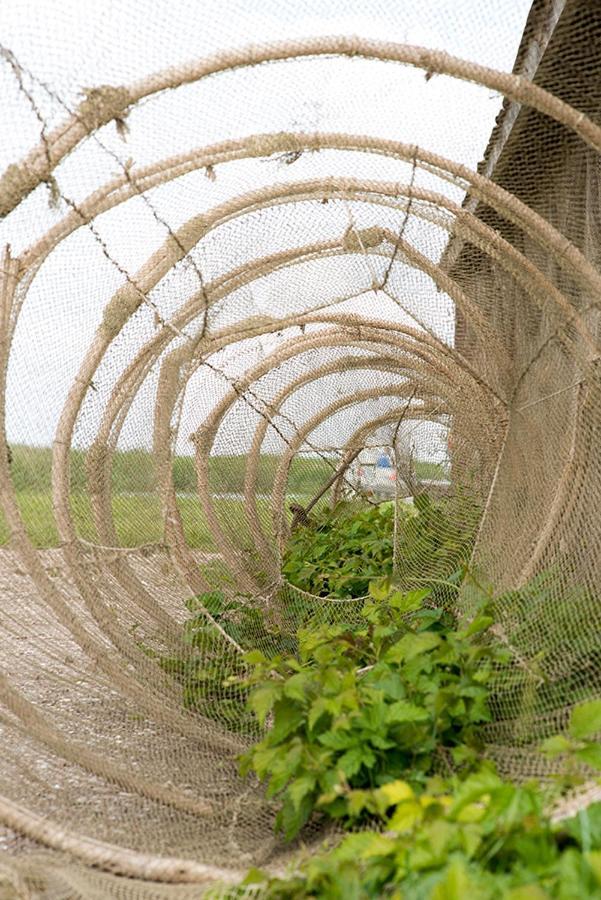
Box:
left=8, top=445, right=335, bottom=496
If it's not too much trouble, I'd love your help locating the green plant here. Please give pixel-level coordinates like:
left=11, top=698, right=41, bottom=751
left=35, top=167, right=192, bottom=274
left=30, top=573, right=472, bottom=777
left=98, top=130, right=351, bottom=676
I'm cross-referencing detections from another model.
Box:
left=229, top=769, right=601, bottom=898
left=281, top=494, right=479, bottom=601
left=238, top=580, right=508, bottom=840
left=160, top=591, right=274, bottom=731
left=394, top=492, right=479, bottom=599
left=281, top=502, right=399, bottom=598
left=541, top=699, right=601, bottom=785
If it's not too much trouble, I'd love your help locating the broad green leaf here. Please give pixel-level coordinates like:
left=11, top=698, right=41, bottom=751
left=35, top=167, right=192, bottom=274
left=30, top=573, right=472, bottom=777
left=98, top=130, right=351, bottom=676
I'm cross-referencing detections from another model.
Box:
left=283, top=671, right=312, bottom=703
left=369, top=578, right=391, bottom=601
left=455, top=801, right=487, bottom=824
left=463, top=614, right=494, bottom=637
left=245, top=744, right=280, bottom=779
left=384, top=631, right=441, bottom=664
left=569, top=700, right=601, bottom=740
left=576, top=742, right=601, bottom=771
left=277, top=793, right=314, bottom=841
left=389, top=588, right=431, bottom=613
left=357, top=833, right=396, bottom=859
left=338, top=745, right=375, bottom=777
left=368, top=733, right=396, bottom=750
left=426, top=819, right=457, bottom=858
left=241, top=867, right=269, bottom=885
left=270, top=701, right=305, bottom=742
left=288, top=775, right=316, bottom=810
left=332, top=831, right=391, bottom=862
left=386, top=700, right=430, bottom=725
left=540, top=734, right=573, bottom=757
left=347, top=789, right=370, bottom=816
left=430, top=859, right=474, bottom=900
left=449, top=767, right=501, bottom=815
left=249, top=682, right=281, bottom=725
left=318, top=730, right=356, bottom=750
left=243, top=649, right=269, bottom=666
left=308, top=696, right=334, bottom=731
left=388, top=799, right=423, bottom=833
left=376, top=779, right=414, bottom=806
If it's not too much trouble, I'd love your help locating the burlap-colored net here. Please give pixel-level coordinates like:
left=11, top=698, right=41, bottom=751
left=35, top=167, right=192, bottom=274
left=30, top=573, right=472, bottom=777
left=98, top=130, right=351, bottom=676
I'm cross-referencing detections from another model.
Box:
left=0, top=0, right=600, bottom=895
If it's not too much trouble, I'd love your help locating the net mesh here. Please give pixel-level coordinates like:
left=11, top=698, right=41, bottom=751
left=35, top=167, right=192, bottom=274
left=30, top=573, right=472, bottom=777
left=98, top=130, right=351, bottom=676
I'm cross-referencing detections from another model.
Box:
left=0, top=0, right=600, bottom=894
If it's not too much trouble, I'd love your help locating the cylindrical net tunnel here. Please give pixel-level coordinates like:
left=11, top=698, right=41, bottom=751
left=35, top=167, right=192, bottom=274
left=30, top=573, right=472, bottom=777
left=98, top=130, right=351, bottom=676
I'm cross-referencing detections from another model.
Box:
left=0, top=0, right=601, bottom=894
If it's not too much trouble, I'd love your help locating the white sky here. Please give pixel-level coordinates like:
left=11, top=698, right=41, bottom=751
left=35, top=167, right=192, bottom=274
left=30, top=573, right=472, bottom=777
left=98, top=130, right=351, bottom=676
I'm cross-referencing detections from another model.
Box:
left=0, top=0, right=533, bottom=456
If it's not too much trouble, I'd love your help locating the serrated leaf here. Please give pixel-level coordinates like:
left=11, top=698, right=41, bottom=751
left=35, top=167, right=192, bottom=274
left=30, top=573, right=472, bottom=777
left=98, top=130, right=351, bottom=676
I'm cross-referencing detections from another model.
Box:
left=450, top=767, right=501, bottom=815
left=431, top=858, right=473, bottom=900
left=338, top=745, right=375, bottom=777
left=540, top=734, right=574, bottom=757
left=388, top=799, right=423, bottom=832
left=249, top=682, right=281, bottom=725
left=376, top=780, right=414, bottom=806
left=308, top=696, right=333, bottom=730
left=283, top=671, right=312, bottom=703
left=346, top=789, right=370, bottom=816
left=270, top=701, right=305, bottom=742
left=369, top=578, right=391, bottom=601
left=318, top=729, right=357, bottom=750
left=569, top=700, right=601, bottom=740
left=576, top=743, right=601, bottom=771
left=455, top=801, right=486, bottom=824
left=277, top=793, right=314, bottom=841
left=386, top=700, right=430, bottom=724
left=357, top=833, right=396, bottom=859
left=369, top=733, right=396, bottom=750
left=384, top=631, right=441, bottom=664
left=389, top=588, right=430, bottom=613
left=288, top=774, right=316, bottom=810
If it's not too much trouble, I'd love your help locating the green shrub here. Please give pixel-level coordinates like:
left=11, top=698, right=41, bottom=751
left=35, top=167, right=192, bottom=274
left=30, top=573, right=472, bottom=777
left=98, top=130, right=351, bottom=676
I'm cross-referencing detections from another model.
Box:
left=226, top=595, right=601, bottom=900
left=281, top=494, right=478, bottom=600
left=233, top=772, right=601, bottom=898
left=160, top=591, right=275, bottom=732
left=238, top=579, right=507, bottom=840
left=281, top=502, right=398, bottom=598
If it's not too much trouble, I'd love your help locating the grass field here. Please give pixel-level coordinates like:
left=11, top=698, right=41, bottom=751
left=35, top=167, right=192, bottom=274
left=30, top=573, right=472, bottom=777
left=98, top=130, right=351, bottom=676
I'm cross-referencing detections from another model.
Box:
left=0, top=445, right=330, bottom=548
left=8, top=444, right=336, bottom=494
left=0, top=491, right=275, bottom=550
left=1, top=445, right=446, bottom=549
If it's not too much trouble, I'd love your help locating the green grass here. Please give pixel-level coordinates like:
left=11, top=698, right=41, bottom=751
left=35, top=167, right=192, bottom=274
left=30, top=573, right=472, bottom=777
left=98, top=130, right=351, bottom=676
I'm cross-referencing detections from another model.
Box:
left=0, top=491, right=273, bottom=550
left=414, top=459, right=450, bottom=480
left=0, top=444, right=340, bottom=549
left=2, top=445, right=447, bottom=550
left=9, top=444, right=336, bottom=496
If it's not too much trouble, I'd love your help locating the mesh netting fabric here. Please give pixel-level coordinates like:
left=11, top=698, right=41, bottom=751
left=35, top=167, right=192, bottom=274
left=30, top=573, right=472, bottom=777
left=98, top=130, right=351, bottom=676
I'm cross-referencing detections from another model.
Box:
left=0, top=0, right=601, bottom=895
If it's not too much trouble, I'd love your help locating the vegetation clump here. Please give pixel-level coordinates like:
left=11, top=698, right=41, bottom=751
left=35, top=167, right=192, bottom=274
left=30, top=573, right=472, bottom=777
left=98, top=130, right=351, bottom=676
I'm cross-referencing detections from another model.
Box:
left=282, top=493, right=476, bottom=599
left=167, top=494, right=601, bottom=898
left=231, top=582, right=601, bottom=898
left=238, top=579, right=505, bottom=840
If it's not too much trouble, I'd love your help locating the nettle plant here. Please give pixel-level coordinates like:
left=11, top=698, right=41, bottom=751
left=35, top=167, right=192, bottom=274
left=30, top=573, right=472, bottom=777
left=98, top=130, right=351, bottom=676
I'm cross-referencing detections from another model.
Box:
left=229, top=582, right=601, bottom=900
left=234, top=767, right=601, bottom=899
left=238, top=579, right=508, bottom=840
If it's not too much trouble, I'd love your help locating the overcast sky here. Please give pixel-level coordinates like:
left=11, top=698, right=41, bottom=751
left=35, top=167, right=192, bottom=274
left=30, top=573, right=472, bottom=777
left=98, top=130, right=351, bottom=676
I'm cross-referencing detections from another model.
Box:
left=0, top=0, right=532, bottom=456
